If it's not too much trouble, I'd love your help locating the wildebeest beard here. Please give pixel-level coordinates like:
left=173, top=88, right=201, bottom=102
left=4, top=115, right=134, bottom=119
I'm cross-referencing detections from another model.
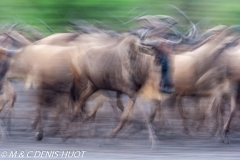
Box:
left=155, top=51, right=174, bottom=94
left=0, top=60, right=9, bottom=94
left=0, top=60, right=9, bottom=80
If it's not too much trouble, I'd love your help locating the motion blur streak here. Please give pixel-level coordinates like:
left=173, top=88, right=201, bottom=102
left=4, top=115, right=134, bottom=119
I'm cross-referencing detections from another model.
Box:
left=0, top=1, right=239, bottom=160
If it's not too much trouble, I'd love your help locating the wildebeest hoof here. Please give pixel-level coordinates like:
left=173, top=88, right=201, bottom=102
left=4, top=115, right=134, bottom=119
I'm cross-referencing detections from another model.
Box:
left=107, top=131, right=116, bottom=139
left=35, top=132, right=43, bottom=141
left=223, top=139, right=229, bottom=144
left=183, top=128, right=190, bottom=135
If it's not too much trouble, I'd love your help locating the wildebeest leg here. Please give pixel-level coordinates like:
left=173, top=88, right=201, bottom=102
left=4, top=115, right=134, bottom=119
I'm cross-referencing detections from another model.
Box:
left=35, top=87, right=49, bottom=141
left=108, top=92, right=123, bottom=121
left=81, top=90, right=107, bottom=121
left=32, top=89, right=44, bottom=131
left=70, top=79, right=96, bottom=120
left=45, top=104, right=64, bottom=137
left=116, top=92, right=124, bottom=112
left=86, top=91, right=123, bottom=137
left=35, top=105, right=43, bottom=141
left=208, top=95, right=222, bottom=138
left=140, top=100, right=160, bottom=148
left=110, top=96, right=136, bottom=138
left=31, top=115, right=39, bottom=131
left=85, top=100, right=104, bottom=121
left=194, top=98, right=207, bottom=132
left=176, top=96, right=189, bottom=135
left=0, top=119, right=6, bottom=141
left=5, top=99, right=15, bottom=135
left=222, top=90, right=236, bottom=144
left=78, top=86, right=97, bottom=119
left=64, top=82, right=96, bottom=140
left=149, top=100, right=160, bottom=123
left=154, top=100, right=172, bottom=134
left=85, top=99, right=104, bottom=137
left=167, top=94, right=177, bottom=107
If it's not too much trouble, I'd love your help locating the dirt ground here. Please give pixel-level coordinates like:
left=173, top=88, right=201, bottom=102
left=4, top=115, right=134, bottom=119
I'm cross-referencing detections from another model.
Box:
left=0, top=80, right=240, bottom=160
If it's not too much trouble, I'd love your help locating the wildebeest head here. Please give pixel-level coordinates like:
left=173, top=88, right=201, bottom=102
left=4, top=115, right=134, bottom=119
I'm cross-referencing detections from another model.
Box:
left=0, top=32, right=24, bottom=80
left=141, top=39, right=175, bottom=94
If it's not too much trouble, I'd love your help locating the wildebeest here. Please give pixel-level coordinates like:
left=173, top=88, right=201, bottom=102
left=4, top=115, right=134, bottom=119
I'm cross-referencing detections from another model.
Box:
left=67, top=25, right=240, bottom=147
left=136, top=14, right=240, bottom=143
left=6, top=18, right=174, bottom=141
left=3, top=20, right=239, bottom=147
left=1, top=25, right=128, bottom=141
left=2, top=24, right=173, bottom=145
left=4, top=44, right=82, bottom=140
left=140, top=25, right=240, bottom=144
left=158, top=26, right=238, bottom=141
left=211, top=36, right=240, bottom=143
left=30, top=21, right=239, bottom=145
left=64, top=32, right=175, bottom=147
left=0, top=44, right=16, bottom=139
left=0, top=78, right=16, bottom=138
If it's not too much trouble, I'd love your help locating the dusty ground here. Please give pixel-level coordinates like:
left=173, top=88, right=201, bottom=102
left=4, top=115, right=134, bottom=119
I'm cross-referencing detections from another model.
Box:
left=0, top=80, right=240, bottom=160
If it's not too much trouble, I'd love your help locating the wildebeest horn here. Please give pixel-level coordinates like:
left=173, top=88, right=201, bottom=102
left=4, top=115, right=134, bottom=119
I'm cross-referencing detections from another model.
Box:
left=104, top=10, right=127, bottom=26
left=92, top=20, right=111, bottom=30
left=185, top=18, right=210, bottom=39
left=36, top=18, right=54, bottom=34
left=128, top=6, right=143, bottom=15
left=8, top=23, right=18, bottom=33
left=141, top=40, right=160, bottom=47
left=4, top=32, right=24, bottom=46
left=140, top=28, right=152, bottom=39
left=165, top=37, right=182, bottom=44
left=0, top=46, right=20, bottom=57
left=137, top=15, right=178, bottom=26
left=123, top=10, right=151, bottom=25
left=168, top=5, right=196, bottom=39
left=141, top=37, right=182, bottom=46
left=167, top=26, right=183, bottom=37
left=1, top=23, right=9, bottom=30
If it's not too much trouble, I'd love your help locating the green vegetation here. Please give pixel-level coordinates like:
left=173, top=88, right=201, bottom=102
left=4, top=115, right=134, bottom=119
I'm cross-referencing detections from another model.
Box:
left=0, top=0, right=239, bottom=35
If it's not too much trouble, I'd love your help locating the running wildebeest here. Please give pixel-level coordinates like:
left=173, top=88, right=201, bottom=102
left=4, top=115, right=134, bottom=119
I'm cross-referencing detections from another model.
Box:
left=1, top=21, right=174, bottom=145
left=138, top=14, right=240, bottom=143
left=67, top=25, right=240, bottom=147
left=0, top=45, right=16, bottom=139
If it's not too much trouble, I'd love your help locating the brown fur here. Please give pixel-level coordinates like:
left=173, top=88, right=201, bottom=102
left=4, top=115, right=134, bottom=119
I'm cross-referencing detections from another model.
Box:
left=0, top=78, right=16, bottom=138
left=165, top=27, right=240, bottom=143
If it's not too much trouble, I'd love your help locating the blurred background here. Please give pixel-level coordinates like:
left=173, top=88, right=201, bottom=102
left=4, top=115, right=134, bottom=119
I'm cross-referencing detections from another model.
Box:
left=0, top=0, right=240, bottom=35
left=1, top=1, right=240, bottom=159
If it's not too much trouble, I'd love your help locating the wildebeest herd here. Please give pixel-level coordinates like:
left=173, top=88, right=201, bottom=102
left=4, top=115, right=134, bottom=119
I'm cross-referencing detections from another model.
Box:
left=0, top=8, right=240, bottom=149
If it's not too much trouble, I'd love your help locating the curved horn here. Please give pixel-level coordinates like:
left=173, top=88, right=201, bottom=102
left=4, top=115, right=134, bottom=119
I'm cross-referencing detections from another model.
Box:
left=165, top=37, right=182, bottom=45
left=167, top=26, right=183, bottom=37
left=1, top=23, right=9, bottom=30
left=102, top=9, right=126, bottom=26
left=92, top=20, right=111, bottom=30
left=36, top=18, right=54, bottom=34
left=168, top=5, right=196, bottom=39
left=0, top=46, right=20, bottom=57
left=141, top=40, right=160, bottom=47
left=8, top=23, right=18, bottom=33
left=137, top=15, right=178, bottom=28
left=123, top=10, right=151, bottom=25
left=128, top=6, right=143, bottom=15
left=139, top=15, right=177, bottom=24
left=140, top=28, right=152, bottom=39
left=4, top=32, right=24, bottom=46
